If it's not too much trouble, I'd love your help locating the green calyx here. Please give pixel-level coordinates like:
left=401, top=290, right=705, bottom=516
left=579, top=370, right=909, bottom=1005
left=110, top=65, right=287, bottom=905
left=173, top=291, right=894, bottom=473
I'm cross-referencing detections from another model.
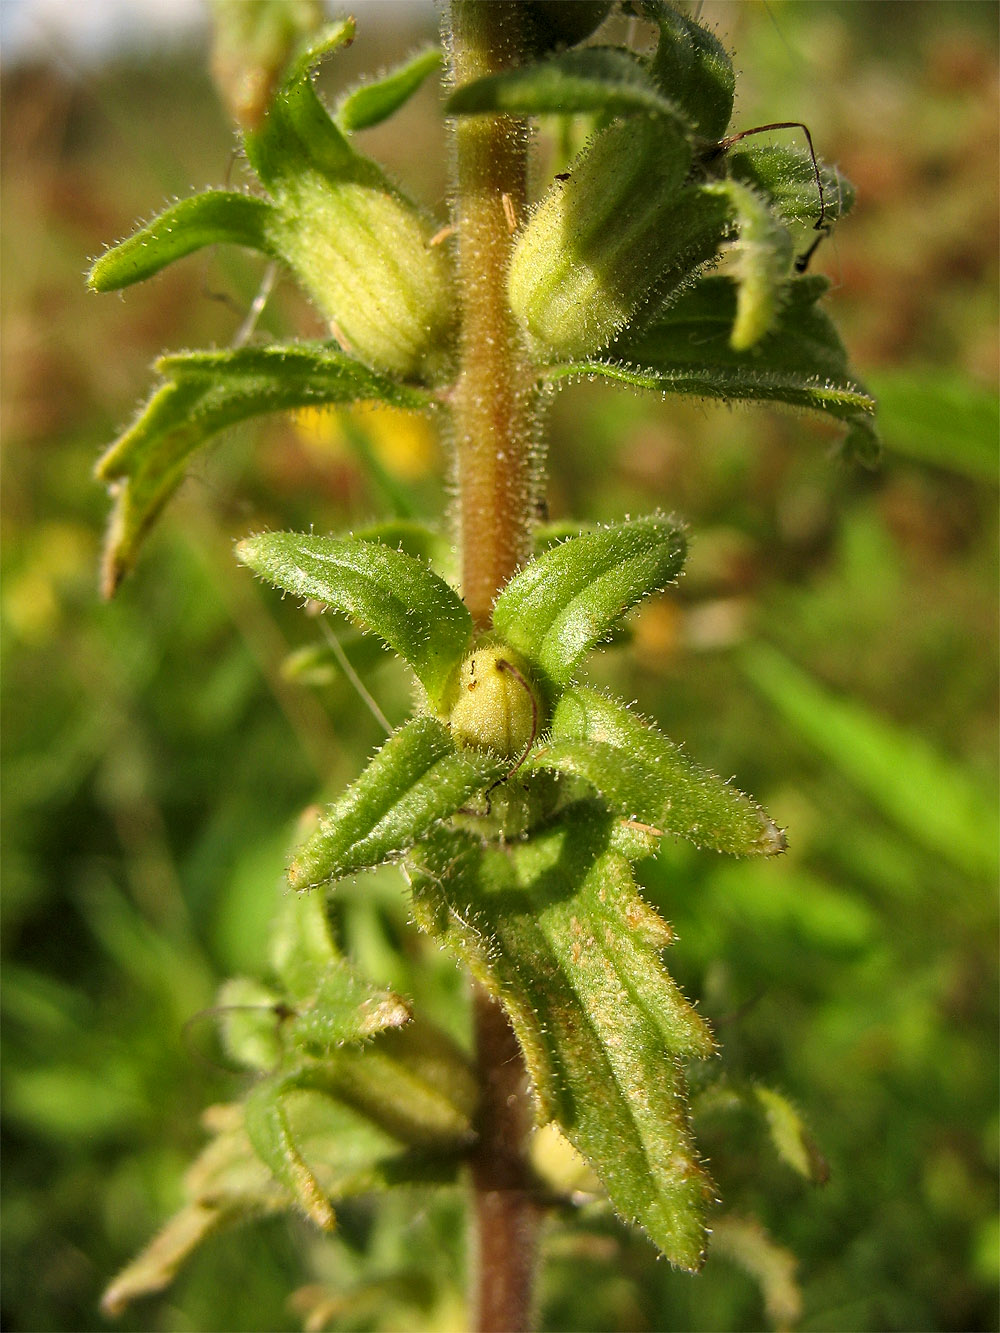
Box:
left=508, top=117, right=695, bottom=361
left=88, top=19, right=454, bottom=382
left=445, top=644, right=544, bottom=761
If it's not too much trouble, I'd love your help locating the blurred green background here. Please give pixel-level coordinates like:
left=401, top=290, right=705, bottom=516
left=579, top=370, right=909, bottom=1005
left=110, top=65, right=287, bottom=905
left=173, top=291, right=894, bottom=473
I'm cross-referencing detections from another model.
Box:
left=2, top=2, right=997, bottom=1330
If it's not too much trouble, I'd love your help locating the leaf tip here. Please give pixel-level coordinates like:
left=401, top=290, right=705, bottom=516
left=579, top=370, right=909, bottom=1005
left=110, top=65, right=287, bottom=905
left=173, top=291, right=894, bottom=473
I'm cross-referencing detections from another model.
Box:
left=234, top=534, right=262, bottom=569
left=760, top=816, right=788, bottom=856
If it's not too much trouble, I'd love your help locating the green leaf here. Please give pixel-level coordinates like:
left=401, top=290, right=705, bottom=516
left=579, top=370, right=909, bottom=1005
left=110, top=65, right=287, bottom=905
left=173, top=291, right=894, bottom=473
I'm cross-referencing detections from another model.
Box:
left=549, top=275, right=877, bottom=436
left=337, top=47, right=442, bottom=132
left=702, top=179, right=794, bottom=349
left=645, top=0, right=735, bottom=140
left=527, top=685, right=786, bottom=856
left=101, top=1106, right=288, bottom=1316
left=283, top=717, right=505, bottom=890
left=282, top=17, right=356, bottom=90
left=728, top=144, right=855, bottom=229
left=96, top=344, right=432, bottom=595
left=285, top=960, right=412, bottom=1056
left=235, top=537, right=471, bottom=709
left=102, top=1076, right=466, bottom=1316
left=740, top=642, right=999, bottom=880
left=408, top=808, right=715, bottom=1269
left=268, top=880, right=341, bottom=999
left=307, top=1022, right=478, bottom=1151
left=447, top=47, right=689, bottom=123
left=244, top=1075, right=339, bottom=1228
left=87, top=191, right=280, bottom=291
left=491, top=514, right=686, bottom=700
left=244, top=1022, right=477, bottom=1226
left=244, top=19, right=358, bottom=187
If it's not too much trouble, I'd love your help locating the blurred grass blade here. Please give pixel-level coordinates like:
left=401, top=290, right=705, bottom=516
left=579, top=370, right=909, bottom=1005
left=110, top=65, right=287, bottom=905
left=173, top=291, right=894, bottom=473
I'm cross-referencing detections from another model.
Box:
left=87, top=191, right=280, bottom=291
left=337, top=47, right=442, bottom=131
left=492, top=514, right=686, bottom=699
left=235, top=538, right=471, bottom=709
left=529, top=685, right=786, bottom=856
left=408, top=809, right=715, bottom=1270
left=740, top=642, right=999, bottom=880
left=447, top=47, right=689, bottom=122
left=866, top=368, right=1000, bottom=481
left=96, top=344, right=432, bottom=596
left=711, top=1215, right=803, bottom=1331
left=283, top=717, right=503, bottom=890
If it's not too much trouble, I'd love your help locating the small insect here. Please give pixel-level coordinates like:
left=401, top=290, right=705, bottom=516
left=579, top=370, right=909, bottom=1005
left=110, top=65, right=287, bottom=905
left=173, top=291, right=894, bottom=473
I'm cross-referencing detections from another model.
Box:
left=554, top=171, right=571, bottom=182
left=706, top=120, right=832, bottom=273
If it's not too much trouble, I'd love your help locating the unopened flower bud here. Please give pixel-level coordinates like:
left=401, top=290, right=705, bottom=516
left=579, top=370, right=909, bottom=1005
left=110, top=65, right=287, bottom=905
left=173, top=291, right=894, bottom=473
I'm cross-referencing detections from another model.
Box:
left=447, top=644, right=542, bottom=761
left=271, top=166, right=455, bottom=380
left=508, top=118, right=692, bottom=361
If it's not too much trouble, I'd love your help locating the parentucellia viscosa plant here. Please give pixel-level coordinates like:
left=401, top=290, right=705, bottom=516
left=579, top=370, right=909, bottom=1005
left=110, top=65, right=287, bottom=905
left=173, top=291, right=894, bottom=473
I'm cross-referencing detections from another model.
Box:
left=91, top=3, right=876, bottom=1327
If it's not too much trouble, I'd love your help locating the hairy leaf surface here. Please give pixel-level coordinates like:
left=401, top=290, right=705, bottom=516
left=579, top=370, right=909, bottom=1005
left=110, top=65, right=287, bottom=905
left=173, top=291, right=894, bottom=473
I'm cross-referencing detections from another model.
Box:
left=87, top=191, right=280, bottom=291
left=547, top=275, right=878, bottom=450
left=236, top=540, right=471, bottom=709
left=645, top=0, right=735, bottom=139
left=529, top=685, right=786, bottom=856
left=337, top=47, right=442, bottom=131
left=96, top=344, right=431, bottom=595
left=702, top=179, right=794, bottom=349
left=280, top=717, right=503, bottom=889
left=492, top=515, right=686, bottom=699
left=101, top=1091, right=452, bottom=1317
left=728, top=145, right=855, bottom=228
left=408, top=809, right=715, bottom=1269
left=447, top=46, right=689, bottom=123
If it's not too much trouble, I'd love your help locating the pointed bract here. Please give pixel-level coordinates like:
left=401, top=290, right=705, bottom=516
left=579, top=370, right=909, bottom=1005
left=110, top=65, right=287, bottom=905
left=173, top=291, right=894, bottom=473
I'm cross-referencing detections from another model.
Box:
left=408, top=809, right=715, bottom=1270
left=282, top=717, right=504, bottom=890
left=531, top=685, right=787, bottom=856
left=235, top=538, right=472, bottom=709
left=492, top=514, right=686, bottom=699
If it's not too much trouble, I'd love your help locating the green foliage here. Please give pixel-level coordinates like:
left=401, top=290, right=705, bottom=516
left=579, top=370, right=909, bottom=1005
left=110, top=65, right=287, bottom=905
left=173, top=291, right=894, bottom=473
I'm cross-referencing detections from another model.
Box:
left=18, top=2, right=999, bottom=1331
left=409, top=808, right=715, bottom=1269
left=336, top=47, right=442, bottom=133
left=96, top=346, right=433, bottom=595
left=80, top=0, right=881, bottom=1313
left=235, top=531, right=470, bottom=706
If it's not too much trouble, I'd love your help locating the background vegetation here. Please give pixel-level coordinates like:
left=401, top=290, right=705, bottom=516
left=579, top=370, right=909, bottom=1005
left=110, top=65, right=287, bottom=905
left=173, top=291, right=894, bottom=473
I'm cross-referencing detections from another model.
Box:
left=2, top=2, right=997, bottom=1329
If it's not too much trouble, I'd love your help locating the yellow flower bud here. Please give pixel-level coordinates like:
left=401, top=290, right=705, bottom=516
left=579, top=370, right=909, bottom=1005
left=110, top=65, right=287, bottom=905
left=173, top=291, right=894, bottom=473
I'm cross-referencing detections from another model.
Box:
left=447, top=645, right=542, bottom=761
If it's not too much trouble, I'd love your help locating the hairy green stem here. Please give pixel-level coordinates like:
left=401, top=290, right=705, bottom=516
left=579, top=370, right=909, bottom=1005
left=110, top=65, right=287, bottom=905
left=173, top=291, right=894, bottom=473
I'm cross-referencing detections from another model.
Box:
left=447, top=3, right=541, bottom=1329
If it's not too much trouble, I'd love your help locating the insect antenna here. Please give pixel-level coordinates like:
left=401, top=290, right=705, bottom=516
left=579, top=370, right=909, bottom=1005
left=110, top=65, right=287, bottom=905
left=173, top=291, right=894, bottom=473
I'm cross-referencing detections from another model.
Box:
left=708, top=120, right=831, bottom=272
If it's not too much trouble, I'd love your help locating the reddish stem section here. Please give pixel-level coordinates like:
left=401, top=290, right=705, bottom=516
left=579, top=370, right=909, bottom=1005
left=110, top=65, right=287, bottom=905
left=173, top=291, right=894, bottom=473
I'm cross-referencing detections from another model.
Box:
left=447, top=4, right=541, bottom=1329
left=469, top=986, right=540, bottom=1333
left=449, top=0, right=538, bottom=627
